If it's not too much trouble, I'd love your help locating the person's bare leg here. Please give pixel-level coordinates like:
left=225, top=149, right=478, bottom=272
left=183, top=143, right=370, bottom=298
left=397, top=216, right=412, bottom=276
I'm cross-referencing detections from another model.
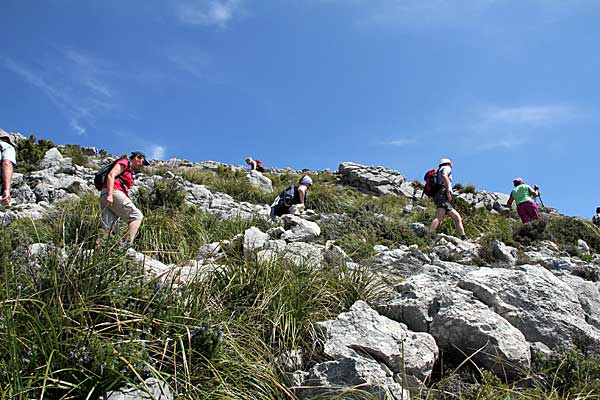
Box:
left=430, top=208, right=447, bottom=233
left=126, top=218, right=143, bottom=243
left=447, top=209, right=465, bottom=237
left=1, top=160, right=13, bottom=205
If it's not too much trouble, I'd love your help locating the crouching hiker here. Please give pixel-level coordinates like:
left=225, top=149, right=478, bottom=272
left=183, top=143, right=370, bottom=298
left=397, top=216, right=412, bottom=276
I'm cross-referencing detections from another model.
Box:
left=270, top=175, right=312, bottom=220
left=506, top=177, right=540, bottom=224
left=593, top=206, right=600, bottom=228
left=245, top=157, right=266, bottom=172
left=97, top=151, right=149, bottom=243
left=429, top=158, right=467, bottom=240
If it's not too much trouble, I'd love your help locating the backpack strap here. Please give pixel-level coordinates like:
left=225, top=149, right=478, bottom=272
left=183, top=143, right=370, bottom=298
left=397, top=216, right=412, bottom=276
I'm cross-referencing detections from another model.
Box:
left=115, top=158, right=131, bottom=187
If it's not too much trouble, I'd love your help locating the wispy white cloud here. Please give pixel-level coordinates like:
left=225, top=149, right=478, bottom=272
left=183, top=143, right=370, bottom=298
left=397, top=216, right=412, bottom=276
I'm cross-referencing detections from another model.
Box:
left=482, top=104, right=574, bottom=126
left=463, top=103, right=581, bottom=151
left=2, top=49, right=115, bottom=136
left=359, top=0, right=496, bottom=29
left=166, top=47, right=213, bottom=80
left=114, top=130, right=167, bottom=161
left=175, top=0, right=243, bottom=27
left=380, top=138, right=417, bottom=146
left=148, top=145, right=166, bottom=160
left=310, top=0, right=598, bottom=31
left=70, top=119, right=87, bottom=136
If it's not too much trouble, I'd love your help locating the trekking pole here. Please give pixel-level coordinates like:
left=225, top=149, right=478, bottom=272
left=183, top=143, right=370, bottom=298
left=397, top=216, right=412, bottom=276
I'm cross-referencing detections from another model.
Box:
left=534, top=185, right=545, bottom=208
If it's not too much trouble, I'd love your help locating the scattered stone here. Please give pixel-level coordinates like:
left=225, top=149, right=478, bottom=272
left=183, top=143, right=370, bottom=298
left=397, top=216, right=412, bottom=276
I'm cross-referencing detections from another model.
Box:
left=492, top=240, right=518, bottom=266
left=338, top=162, right=409, bottom=197
left=100, top=378, right=172, bottom=400
left=281, top=214, right=321, bottom=242
left=315, top=300, right=438, bottom=387
left=408, top=222, right=427, bottom=237
left=246, top=170, right=273, bottom=193
left=243, top=226, right=270, bottom=254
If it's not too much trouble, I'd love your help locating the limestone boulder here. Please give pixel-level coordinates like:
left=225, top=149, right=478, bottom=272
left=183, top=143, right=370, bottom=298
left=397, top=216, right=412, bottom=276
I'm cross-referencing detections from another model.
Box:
left=338, top=162, right=408, bottom=197
left=492, top=240, right=518, bottom=266
left=299, top=357, right=409, bottom=400
left=37, top=148, right=67, bottom=169
left=243, top=226, right=270, bottom=255
left=459, top=265, right=600, bottom=350
left=315, top=300, right=438, bottom=387
left=281, top=214, right=321, bottom=242
left=245, top=170, right=273, bottom=193
left=99, top=378, right=172, bottom=400
left=430, top=291, right=531, bottom=378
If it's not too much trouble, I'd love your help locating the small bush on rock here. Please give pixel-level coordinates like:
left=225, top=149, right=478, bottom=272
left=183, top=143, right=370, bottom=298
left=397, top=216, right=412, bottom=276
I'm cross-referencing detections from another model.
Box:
left=15, top=135, right=55, bottom=172
left=513, top=218, right=548, bottom=246
left=136, top=179, right=187, bottom=211
left=546, top=216, right=600, bottom=253
left=58, top=144, right=92, bottom=167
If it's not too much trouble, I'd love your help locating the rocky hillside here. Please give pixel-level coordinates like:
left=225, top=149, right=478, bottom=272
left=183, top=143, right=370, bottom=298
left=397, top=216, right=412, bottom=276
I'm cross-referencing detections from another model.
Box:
left=2, top=133, right=600, bottom=400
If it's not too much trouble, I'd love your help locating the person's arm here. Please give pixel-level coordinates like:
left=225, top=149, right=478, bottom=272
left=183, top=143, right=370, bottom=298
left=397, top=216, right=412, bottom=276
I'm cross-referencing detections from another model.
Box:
left=105, top=163, right=125, bottom=207
left=506, top=192, right=514, bottom=207
left=298, top=185, right=307, bottom=205
left=1, top=159, right=13, bottom=205
left=442, top=170, right=452, bottom=201
left=528, top=185, right=539, bottom=198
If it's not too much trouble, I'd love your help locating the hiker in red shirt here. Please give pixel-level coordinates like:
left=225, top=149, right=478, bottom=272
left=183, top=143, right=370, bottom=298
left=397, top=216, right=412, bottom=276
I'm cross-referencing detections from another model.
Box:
left=99, top=151, right=149, bottom=243
left=245, top=157, right=266, bottom=173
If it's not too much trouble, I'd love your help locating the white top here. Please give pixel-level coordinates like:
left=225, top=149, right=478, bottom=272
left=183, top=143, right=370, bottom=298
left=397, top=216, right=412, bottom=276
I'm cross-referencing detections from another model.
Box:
left=0, top=141, right=16, bottom=165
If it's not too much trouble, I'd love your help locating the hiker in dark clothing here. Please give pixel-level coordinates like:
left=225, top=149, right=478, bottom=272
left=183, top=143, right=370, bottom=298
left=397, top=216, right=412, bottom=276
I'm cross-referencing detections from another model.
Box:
left=270, top=175, right=312, bottom=220
left=429, top=158, right=467, bottom=240
left=592, top=207, right=600, bottom=228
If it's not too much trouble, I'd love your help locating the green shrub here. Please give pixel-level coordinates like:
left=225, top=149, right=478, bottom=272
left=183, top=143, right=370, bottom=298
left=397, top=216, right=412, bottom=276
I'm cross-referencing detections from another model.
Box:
left=457, top=183, right=477, bottom=194
left=534, top=351, right=600, bottom=395
left=58, top=144, right=92, bottom=167
left=136, top=207, right=272, bottom=264
left=321, top=206, right=427, bottom=260
left=135, top=179, right=187, bottom=212
left=546, top=216, right=600, bottom=253
left=15, top=135, right=55, bottom=172
left=513, top=218, right=547, bottom=246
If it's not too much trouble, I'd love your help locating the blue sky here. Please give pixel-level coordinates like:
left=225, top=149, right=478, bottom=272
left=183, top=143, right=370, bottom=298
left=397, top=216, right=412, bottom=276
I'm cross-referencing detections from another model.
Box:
left=1, top=0, right=599, bottom=217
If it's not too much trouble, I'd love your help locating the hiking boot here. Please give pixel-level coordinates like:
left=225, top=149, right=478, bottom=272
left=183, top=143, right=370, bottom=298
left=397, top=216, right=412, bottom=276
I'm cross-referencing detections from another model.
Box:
left=461, top=235, right=468, bottom=241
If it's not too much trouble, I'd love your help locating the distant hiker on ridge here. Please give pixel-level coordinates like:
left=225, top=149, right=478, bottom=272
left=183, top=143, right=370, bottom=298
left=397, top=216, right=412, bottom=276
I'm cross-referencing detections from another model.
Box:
left=506, top=177, right=540, bottom=224
left=0, top=130, right=17, bottom=206
left=429, top=158, right=467, bottom=240
left=270, top=174, right=312, bottom=220
left=245, top=157, right=266, bottom=173
left=98, top=151, right=149, bottom=243
left=592, top=206, right=600, bottom=228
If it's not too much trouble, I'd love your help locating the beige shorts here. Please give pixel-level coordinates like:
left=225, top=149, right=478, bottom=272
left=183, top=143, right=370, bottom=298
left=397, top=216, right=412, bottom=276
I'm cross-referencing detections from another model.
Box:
left=99, top=189, right=143, bottom=233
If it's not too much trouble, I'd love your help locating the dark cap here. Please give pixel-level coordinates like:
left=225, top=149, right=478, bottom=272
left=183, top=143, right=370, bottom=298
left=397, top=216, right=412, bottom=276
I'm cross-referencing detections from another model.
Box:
left=131, top=151, right=150, bottom=166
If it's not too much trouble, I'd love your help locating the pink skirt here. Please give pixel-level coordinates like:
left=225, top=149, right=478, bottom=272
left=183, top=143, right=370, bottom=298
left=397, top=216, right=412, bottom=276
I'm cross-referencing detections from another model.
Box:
left=517, top=200, right=540, bottom=223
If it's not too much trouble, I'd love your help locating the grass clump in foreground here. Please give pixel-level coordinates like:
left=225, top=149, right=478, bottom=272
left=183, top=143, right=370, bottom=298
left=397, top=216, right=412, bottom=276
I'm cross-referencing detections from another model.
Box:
left=419, top=350, right=600, bottom=400
left=0, top=194, right=381, bottom=399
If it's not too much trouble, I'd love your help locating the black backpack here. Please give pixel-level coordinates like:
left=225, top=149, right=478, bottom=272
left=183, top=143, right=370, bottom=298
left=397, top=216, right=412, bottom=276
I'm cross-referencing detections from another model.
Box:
left=278, top=185, right=297, bottom=208
left=94, top=159, right=130, bottom=190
